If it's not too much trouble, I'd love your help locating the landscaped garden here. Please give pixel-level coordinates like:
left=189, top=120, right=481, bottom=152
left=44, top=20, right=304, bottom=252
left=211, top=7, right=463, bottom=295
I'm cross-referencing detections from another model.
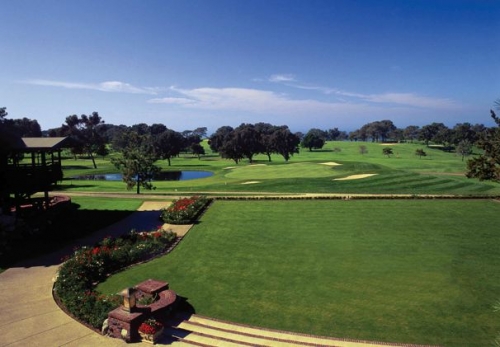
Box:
left=7, top=139, right=499, bottom=345
left=97, top=199, right=500, bottom=347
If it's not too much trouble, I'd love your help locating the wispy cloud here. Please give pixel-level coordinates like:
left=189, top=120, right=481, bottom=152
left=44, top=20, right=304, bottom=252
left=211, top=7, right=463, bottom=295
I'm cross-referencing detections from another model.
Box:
left=330, top=90, right=459, bottom=109
left=149, top=86, right=379, bottom=116
left=268, top=74, right=296, bottom=83
left=147, top=84, right=461, bottom=129
left=23, top=79, right=159, bottom=95
left=266, top=74, right=459, bottom=109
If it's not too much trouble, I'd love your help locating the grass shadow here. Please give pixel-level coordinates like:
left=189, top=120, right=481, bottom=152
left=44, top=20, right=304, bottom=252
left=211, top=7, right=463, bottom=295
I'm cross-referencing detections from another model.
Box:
left=1, top=206, right=137, bottom=269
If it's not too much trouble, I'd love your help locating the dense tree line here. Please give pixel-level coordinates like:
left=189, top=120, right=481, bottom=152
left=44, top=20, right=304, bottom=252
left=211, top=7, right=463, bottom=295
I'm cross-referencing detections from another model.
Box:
left=348, top=119, right=487, bottom=149
left=209, top=123, right=300, bottom=163
left=3, top=102, right=500, bottom=184
left=0, top=107, right=42, bottom=137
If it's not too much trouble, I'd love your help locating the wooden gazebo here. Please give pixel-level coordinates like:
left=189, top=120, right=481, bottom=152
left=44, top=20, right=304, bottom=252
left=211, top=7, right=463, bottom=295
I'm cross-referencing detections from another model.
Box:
left=1, top=134, right=71, bottom=213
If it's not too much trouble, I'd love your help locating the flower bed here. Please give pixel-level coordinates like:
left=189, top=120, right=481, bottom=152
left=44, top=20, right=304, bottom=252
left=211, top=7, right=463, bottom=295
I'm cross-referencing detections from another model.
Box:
left=160, top=195, right=210, bottom=224
left=139, top=318, right=164, bottom=344
left=53, top=227, right=177, bottom=329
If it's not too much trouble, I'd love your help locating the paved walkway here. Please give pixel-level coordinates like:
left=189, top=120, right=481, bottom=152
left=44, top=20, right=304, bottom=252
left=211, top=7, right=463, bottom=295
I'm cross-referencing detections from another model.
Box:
left=0, top=198, right=438, bottom=347
left=0, top=201, right=177, bottom=347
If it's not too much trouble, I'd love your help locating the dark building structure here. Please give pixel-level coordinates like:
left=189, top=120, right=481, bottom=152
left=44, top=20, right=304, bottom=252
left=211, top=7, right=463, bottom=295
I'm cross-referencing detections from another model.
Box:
left=0, top=131, right=70, bottom=214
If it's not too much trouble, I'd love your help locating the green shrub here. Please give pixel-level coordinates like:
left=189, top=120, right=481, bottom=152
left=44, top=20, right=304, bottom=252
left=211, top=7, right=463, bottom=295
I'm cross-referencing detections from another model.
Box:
left=160, top=195, right=210, bottom=224
left=53, top=227, right=176, bottom=329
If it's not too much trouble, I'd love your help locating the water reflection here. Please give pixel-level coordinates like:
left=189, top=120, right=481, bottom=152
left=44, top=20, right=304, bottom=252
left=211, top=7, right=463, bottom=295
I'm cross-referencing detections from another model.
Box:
left=71, top=171, right=213, bottom=181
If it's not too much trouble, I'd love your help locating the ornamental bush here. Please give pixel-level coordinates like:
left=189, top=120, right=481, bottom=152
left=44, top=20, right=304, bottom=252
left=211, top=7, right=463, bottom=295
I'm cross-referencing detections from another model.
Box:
left=160, top=195, right=210, bottom=224
left=54, top=227, right=176, bottom=329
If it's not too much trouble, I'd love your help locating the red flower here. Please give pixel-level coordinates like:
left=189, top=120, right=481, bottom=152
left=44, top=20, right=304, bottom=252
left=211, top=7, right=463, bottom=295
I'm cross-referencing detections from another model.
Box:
left=139, top=319, right=163, bottom=334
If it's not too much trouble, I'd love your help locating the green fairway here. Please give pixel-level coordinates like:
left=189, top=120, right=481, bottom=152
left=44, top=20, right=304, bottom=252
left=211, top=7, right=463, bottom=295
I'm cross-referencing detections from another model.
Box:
left=98, top=199, right=500, bottom=347
left=53, top=141, right=500, bottom=196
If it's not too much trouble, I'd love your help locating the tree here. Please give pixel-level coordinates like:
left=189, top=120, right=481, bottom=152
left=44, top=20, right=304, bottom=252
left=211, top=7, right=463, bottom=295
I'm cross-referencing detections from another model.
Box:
left=456, top=140, right=473, bottom=161
left=182, top=132, right=202, bottom=153
left=466, top=102, right=500, bottom=182
left=111, top=131, right=161, bottom=194
left=270, top=126, right=300, bottom=161
left=403, top=125, right=420, bottom=143
left=359, top=145, right=368, bottom=155
left=382, top=147, right=393, bottom=158
left=218, top=131, right=245, bottom=164
left=433, top=126, right=453, bottom=150
left=150, top=123, right=167, bottom=136
left=326, top=127, right=348, bottom=141
left=154, top=129, right=185, bottom=166
left=415, top=149, right=427, bottom=159
left=191, top=143, right=205, bottom=159
left=301, top=128, right=326, bottom=151
left=452, top=123, right=478, bottom=146
left=419, top=122, right=446, bottom=147
left=111, top=125, right=133, bottom=151
left=0, top=107, right=7, bottom=121
left=0, top=108, right=41, bottom=137
left=232, top=123, right=262, bottom=163
left=358, top=120, right=396, bottom=142
left=192, top=127, right=208, bottom=139
left=209, top=126, right=234, bottom=153
left=60, top=112, right=105, bottom=168
left=254, top=122, right=276, bottom=162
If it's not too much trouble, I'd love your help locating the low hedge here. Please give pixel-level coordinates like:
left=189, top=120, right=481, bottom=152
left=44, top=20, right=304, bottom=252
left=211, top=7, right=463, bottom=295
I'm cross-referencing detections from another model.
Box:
left=53, top=228, right=177, bottom=329
left=160, top=195, right=211, bottom=224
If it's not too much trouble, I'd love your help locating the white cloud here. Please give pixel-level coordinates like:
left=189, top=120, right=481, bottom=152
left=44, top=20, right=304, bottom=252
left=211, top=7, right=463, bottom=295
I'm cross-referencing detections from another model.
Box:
left=23, top=79, right=158, bottom=95
left=148, top=86, right=387, bottom=117
left=363, top=92, right=459, bottom=109
left=149, top=97, right=195, bottom=105
left=149, top=85, right=460, bottom=117
left=268, top=74, right=296, bottom=83
left=264, top=75, right=460, bottom=109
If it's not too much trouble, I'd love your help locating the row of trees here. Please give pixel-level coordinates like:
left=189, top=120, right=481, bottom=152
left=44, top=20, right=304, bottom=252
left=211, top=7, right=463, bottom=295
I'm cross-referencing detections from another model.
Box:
left=2, top=100, right=500, bottom=189
left=348, top=119, right=487, bottom=149
left=209, top=123, right=300, bottom=163
left=0, top=107, right=42, bottom=137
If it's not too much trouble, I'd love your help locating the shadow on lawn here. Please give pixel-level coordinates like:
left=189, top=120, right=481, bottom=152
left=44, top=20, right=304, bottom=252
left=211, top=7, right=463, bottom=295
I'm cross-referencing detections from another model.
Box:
left=55, top=182, right=99, bottom=190
left=2, top=206, right=162, bottom=269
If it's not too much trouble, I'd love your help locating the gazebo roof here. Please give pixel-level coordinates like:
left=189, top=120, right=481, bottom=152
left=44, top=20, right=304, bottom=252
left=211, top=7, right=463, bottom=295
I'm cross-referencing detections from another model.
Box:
left=20, top=137, right=70, bottom=151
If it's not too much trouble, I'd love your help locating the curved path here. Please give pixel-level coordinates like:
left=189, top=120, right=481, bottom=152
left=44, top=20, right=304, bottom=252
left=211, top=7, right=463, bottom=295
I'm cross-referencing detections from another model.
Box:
left=0, top=197, right=439, bottom=347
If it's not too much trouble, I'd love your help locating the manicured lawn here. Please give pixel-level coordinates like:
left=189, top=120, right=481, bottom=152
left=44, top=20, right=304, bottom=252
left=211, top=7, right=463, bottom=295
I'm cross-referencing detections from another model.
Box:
left=98, top=199, right=500, bottom=347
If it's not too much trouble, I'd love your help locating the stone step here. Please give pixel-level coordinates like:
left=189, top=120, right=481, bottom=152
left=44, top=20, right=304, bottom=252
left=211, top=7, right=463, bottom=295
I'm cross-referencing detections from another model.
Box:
left=166, top=314, right=440, bottom=347
left=179, top=331, right=260, bottom=347
left=175, top=321, right=315, bottom=347
left=184, top=315, right=343, bottom=346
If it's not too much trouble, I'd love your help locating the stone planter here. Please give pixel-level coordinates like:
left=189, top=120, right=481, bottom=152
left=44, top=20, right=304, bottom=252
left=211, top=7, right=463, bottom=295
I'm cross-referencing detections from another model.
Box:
left=139, top=327, right=164, bottom=344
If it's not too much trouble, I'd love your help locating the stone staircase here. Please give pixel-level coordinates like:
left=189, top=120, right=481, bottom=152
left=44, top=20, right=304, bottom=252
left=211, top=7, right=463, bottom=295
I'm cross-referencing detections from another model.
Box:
left=154, top=314, right=414, bottom=347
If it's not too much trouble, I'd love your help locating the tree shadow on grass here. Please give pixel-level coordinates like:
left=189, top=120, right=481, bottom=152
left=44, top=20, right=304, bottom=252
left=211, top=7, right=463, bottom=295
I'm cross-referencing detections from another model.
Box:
left=54, top=182, right=100, bottom=190
left=1, top=206, right=163, bottom=269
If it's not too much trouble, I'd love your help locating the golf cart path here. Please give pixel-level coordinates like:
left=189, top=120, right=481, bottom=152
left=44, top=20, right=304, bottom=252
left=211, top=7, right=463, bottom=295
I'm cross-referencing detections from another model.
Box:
left=0, top=199, right=439, bottom=347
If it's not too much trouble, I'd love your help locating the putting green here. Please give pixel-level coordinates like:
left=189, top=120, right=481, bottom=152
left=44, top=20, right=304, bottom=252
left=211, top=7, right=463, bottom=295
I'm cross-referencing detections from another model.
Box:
left=224, top=162, right=340, bottom=180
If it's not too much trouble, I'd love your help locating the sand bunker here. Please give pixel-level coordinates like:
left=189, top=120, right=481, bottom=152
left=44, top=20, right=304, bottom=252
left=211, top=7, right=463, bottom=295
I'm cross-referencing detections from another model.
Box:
left=241, top=181, right=260, bottom=184
left=223, top=166, right=236, bottom=170
left=249, top=164, right=266, bottom=167
left=334, top=174, right=378, bottom=181
left=320, top=162, right=342, bottom=166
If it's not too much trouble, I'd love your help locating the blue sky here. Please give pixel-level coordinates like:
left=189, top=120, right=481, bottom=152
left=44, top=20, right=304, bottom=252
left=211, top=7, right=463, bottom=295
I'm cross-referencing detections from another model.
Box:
left=1, top=0, right=499, bottom=134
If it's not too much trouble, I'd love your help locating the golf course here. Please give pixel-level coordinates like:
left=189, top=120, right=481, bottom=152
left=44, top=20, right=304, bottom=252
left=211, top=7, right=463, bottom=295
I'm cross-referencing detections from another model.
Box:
left=42, top=140, right=498, bottom=347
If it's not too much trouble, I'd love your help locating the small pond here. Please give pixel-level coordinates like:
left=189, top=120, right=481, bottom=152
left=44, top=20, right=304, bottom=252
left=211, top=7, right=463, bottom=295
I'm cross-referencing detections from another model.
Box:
left=70, top=170, right=213, bottom=181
